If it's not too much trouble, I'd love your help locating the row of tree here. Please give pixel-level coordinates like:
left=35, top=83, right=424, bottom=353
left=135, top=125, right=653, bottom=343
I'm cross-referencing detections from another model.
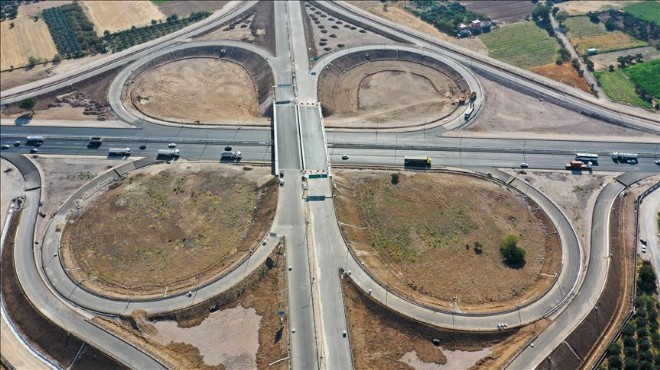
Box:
left=406, top=1, right=491, bottom=36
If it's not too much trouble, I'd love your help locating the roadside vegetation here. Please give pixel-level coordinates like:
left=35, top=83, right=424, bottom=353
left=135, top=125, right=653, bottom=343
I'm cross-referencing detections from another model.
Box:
left=404, top=0, right=490, bottom=35
left=480, top=22, right=560, bottom=69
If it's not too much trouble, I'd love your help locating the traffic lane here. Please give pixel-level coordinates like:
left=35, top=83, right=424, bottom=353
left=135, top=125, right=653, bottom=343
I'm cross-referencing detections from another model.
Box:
left=298, top=106, right=327, bottom=171
left=276, top=104, right=302, bottom=170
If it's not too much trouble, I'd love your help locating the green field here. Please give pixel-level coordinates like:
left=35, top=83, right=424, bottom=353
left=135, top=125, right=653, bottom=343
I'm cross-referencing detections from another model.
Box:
left=623, top=1, right=660, bottom=25
left=595, top=69, right=652, bottom=109
left=565, top=16, right=607, bottom=38
left=624, top=59, right=660, bottom=98
left=479, top=22, right=561, bottom=69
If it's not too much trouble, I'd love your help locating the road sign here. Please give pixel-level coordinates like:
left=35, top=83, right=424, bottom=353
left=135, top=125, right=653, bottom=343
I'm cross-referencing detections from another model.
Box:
left=308, top=173, right=328, bottom=179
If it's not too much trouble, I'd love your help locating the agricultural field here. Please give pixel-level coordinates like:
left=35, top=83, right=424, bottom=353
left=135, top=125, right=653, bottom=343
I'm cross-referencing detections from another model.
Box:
left=460, top=0, right=536, bottom=25
left=42, top=2, right=102, bottom=58
left=594, top=69, right=652, bottom=109
left=624, top=58, right=660, bottom=98
left=0, top=10, right=57, bottom=70
left=529, top=63, right=590, bottom=93
left=565, top=16, right=647, bottom=54
left=80, top=1, right=165, bottom=36
left=623, top=1, right=660, bottom=25
left=60, top=164, right=278, bottom=299
left=479, top=22, right=561, bottom=69
left=555, top=1, right=638, bottom=16
left=334, top=171, right=561, bottom=313
left=154, top=0, right=228, bottom=17
left=589, top=46, right=660, bottom=70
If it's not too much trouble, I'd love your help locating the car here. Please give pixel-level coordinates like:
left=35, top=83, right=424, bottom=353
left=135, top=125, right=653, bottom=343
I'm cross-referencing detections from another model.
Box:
left=13, top=141, right=21, bottom=146
left=626, top=159, right=637, bottom=164
left=279, top=171, right=284, bottom=178
left=656, top=160, right=660, bottom=165
left=186, top=291, right=193, bottom=298
left=30, top=148, right=38, bottom=153
left=520, top=162, right=529, bottom=168
left=342, top=154, right=349, bottom=160
left=139, top=145, right=147, bottom=150
left=168, top=143, right=176, bottom=148
left=1, top=145, right=9, bottom=150
left=342, top=330, right=347, bottom=338
left=224, top=146, right=233, bottom=151
left=641, top=245, right=647, bottom=253
left=640, top=238, right=647, bottom=245
left=279, top=179, right=285, bottom=187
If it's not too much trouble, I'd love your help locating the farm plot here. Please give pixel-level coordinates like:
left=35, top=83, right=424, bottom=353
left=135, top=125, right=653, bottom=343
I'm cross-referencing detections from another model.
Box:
left=623, top=1, right=660, bottom=25
left=460, top=1, right=536, bottom=25
left=81, top=1, right=166, bottom=36
left=0, top=12, right=58, bottom=70
left=155, top=0, right=228, bottom=17
left=60, top=163, right=278, bottom=299
left=529, top=63, right=590, bottom=93
left=555, top=1, right=636, bottom=16
left=624, top=58, right=660, bottom=98
left=334, top=171, right=561, bottom=312
left=565, top=16, right=647, bottom=54
left=42, top=2, right=103, bottom=57
left=479, top=22, right=560, bottom=69
left=594, top=69, right=652, bottom=109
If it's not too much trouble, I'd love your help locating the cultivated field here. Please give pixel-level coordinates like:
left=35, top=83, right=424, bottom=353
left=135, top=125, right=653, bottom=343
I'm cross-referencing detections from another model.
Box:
left=624, top=58, right=660, bottom=98
left=80, top=1, right=166, bottom=36
left=479, top=22, right=560, bottom=69
left=460, top=1, right=536, bottom=25
left=590, top=46, right=660, bottom=70
left=556, top=1, right=638, bottom=15
left=529, top=63, right=590, bottom=93
left=565, top=16, right=647, bottom=54
left=594, top=69, right=652, bottom=109
left=320, top=60, right=461, bottom=128
left=0, top=12, right=58, bottom=71
left=334, top=171, right=561, bottom=312
left=61, top=163, right=278, bottom=299
left=129, top=58, right=265, bottom=125
left=623, top=1, right=660, bottom=25
left=155, top=0, right=228, bottom=17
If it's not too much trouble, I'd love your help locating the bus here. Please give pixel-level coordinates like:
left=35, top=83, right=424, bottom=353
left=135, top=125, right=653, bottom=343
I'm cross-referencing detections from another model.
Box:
left=575, top=153, right=599, bottom=162
left=404, top=156, right=432, bottom=169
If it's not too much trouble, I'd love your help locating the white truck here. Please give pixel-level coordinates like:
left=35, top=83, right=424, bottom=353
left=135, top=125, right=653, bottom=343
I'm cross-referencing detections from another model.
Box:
left=26, top=135, right=44, bottom=144
left=157, top=149, right=180, bottom=157
left=108, top=147, right=131, bottom=156
left=221, top=150, right=241, bottom=160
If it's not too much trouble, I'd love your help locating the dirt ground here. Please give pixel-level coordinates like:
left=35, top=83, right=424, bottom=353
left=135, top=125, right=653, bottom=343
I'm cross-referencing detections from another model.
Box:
left=460, top=72, right=654, bottom=139
left=80, top=1, right=166, bottom=36
left=335, top=170, right=561, bottom=313
left=0, top=159, right=24, bottom=229
left=590, top=46, right=660, bottom=71
left=155, top=1, right=228, bottom=18
left=60, top=163, right=278, bottom=299
left=128, top=58, right=267, bottom=125
left=93, top=245, right=288, bottom=370
left=529, top=63, right=591, bottom=93
left=343, top=278, right=551, bottom=370
left=320, top=60, right=461, bottom=128
left=0, top=6, right=58, bottom=71
left=555, top=1, right=638, bottom=15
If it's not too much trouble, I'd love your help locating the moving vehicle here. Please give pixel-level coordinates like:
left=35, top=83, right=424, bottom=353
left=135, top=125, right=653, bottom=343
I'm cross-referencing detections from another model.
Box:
left=30, top=148, right=38, bottom=153
left=26, top=135, right=44, bottom=145
left=108, top=147, right=131, bottom=156
left=656, top=160, right=660, bottom=165
left=13, top=141, right=21, bottom=146
left=404, top=156, right=432, bottom=169
left=464, top=104, right=474, bottom=120
left=220, top=150, right=242, bottom=160
left=342, top=154, right=349, bottom=160
left=1, top=145, right=9, bottom=150
left=575, top=153, right=598, bottom=162
left=168, top=143, right=177, bottom=148
left=88, top=136, right=103, bottom=147
left=139, top=145, right=147, bottom=150
left=520, top=162, right=529, bottom=168
left=611, top=152, right=638, bottom=162
left=566, top=160, right=589, bottom=170
left=157, top=149, right=180, bottom=157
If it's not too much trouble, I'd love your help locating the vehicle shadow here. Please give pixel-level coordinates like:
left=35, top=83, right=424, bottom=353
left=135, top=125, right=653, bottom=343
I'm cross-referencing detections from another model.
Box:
left=14, top=114, right=32, bottom=126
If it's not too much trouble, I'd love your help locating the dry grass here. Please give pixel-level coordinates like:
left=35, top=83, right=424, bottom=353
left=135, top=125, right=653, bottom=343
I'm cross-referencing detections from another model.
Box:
left=367, top=4, right=453, bottom=41
left=0, top=13, right=58, bottom=71
left=334, top=170, right=561, bottom=313
left=61, top=164, right=278, bottom=299
left=530, top=63, right=591, bottom=93
left=571, top=32, right=647, bottom=55
left=555, top=1, right=639, bottom=16
left=81, top=1, right=166, bottom=36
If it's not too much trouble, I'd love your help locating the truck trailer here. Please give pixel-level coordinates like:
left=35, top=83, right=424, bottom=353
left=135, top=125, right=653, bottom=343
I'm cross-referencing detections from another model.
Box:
left=221, top=150, right=242, bottom=160
left=404, top=156, right=432, bottom=169
left=26, top=135, right=44, bottom=144
left=157, top=149, right=180, bottom=157
left=566, top=160, right=590, bottom=170
left=108, top=147, right=131, bottom=156
left=610, top=152, right=638, bottom=162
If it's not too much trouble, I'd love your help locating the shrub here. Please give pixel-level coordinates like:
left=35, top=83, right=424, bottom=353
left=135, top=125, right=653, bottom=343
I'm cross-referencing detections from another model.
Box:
left=608, top=354, right=623, bottom=369
left=474, top=241, right=483, bottom=255
left=500, top=234, right=526, bottom=267
left=19, top=98, right=36, bottom=113
left=637, top=262, right=657, bottom=294
left=390, top=173, right=400, bottom=185
left=607, top=342, right=622, bottom=356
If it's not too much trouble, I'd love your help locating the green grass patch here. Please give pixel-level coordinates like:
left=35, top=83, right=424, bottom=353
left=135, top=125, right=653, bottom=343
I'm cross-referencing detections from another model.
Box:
left=624, top=58, right=660, bottom=98
left=479, top=22, right=561, bottom=69
left=595, top=69, right=652, bottom=108
left=623, top=1, right=660, bottom=25
left=565, top=16, right=607, bottom=38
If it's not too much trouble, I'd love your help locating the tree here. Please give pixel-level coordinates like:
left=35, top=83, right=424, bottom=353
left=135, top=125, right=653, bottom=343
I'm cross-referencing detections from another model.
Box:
left=555, top=10, right=568, bottom=24
left=635, top=53, right=643, bottom=63
left=500, top=235, right=526, bottom=267
left=637, top=262, right=657, bottom=294
left=608, top=354, right=623, bottom=369
left=390, top=173, right=400, bottom=185
left=624, top=357, right=639, bottom=370
left=19, top=98, right=36, bottom=115
left=605, top=19, right=617, bottom=31
left=609, top=64, right=615, bottom=72
left=151, top=19, right=157, bottom=25
left=52, top=53, right=62, bottom=64
left=607, top=342, right=622, bottom=356
left=587, top=11, right=600, bottom=23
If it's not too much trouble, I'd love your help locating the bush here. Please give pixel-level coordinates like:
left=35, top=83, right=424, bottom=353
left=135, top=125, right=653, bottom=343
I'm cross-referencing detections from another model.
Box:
left=19, top=98, right=36, bottom=113
left=607, top=342, right=622, bottom=356
left=624, top=357, right=639, bottom=370
left=390, top=173, right=400, bottom=185
left=637, top=262, right=657, bottom=294
left=473, top=242, right=483, bottom=255
left=608, top=354, right=623, bottom=369
left=500, top=234, right=526, bottom=267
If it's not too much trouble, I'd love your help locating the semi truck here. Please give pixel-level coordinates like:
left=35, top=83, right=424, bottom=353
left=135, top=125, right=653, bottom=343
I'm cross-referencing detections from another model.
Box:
left=566, top=160, right=590, bottom=170
left=26, top=135, right=44, bottom=144
left=221, top=150, right=242, bottom=160
left=108, top=147, right=131, bottom=156
left=157, top=149, right=180, bottom=157
left=88, top=136, right=103, bottom=147
left=611, top=152, right=638, bottom=162
left=404, top=156, right=432, bottom=169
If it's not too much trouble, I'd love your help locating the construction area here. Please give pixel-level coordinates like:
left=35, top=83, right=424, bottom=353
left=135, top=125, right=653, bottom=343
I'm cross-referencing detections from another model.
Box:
left=334, top=170, right=561, bottom=313
left=60, top=163, right=278, bottom=299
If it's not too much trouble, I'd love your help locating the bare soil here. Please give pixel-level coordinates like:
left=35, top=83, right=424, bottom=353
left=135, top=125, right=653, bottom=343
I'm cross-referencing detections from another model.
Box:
left=334, top=170, right=561, bottom=313
left=1, top=209, right=124, bottom=370
left=555, top=1, right=638, bottom=16
left=128, top=58, right=267, bottom=125
left=320, top=61, right=461, bottom=128
left=529, top=63, right=591, bottom=93
left=93, top=245, right=288, bottom=370
left=156, top=1, right=228, bottom=17
left=61, top=163, right=278, bottom=299
left=80, top=1, right=166, bottom=36
left=0, top=159, right=24, bottom=229
left=459, top=72, right=655, bottom=139
left=342, top=277, right=551, bottom=370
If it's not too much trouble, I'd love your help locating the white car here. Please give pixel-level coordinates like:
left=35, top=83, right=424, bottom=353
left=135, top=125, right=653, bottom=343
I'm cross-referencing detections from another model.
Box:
left=520, top=162, right=529, bottom=168
left=30, top=148, right=38, bottom=153
left=655, top=160, right=660, bottom=165
left=641, top=245, right=647, bottom=253
left=342, top=154, right=349, bottom=160
left=1, top=144, right=9, bottom=150
left=168, top=143, right=177, bottom=148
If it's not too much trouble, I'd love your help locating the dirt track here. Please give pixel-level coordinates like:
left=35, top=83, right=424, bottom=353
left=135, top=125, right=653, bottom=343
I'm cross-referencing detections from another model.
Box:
left=129, top=58, right=266, bottom=125
left=320, top=60, right=461, bottom=128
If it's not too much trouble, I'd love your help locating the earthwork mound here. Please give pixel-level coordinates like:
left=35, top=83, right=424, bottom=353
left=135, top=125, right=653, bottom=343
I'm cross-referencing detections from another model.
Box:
left=60, top=163, right=278, bottom=299
left=334, top=170, right=561, bottom=314
left=318, top=50, right=472, bottom=129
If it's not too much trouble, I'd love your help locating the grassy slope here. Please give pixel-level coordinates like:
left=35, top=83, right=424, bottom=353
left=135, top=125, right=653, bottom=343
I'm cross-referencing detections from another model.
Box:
left=623, top=1, right=660, bottom=25
left=624, top=58, right=660, bottom=98
left=595, top=69, right=652, bottom=108
left=479, top=22, right=560, bottom=69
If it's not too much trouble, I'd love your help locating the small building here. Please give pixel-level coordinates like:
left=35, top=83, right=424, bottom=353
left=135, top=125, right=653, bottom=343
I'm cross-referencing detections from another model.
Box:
left=470, top=20, right=482, bottom=30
